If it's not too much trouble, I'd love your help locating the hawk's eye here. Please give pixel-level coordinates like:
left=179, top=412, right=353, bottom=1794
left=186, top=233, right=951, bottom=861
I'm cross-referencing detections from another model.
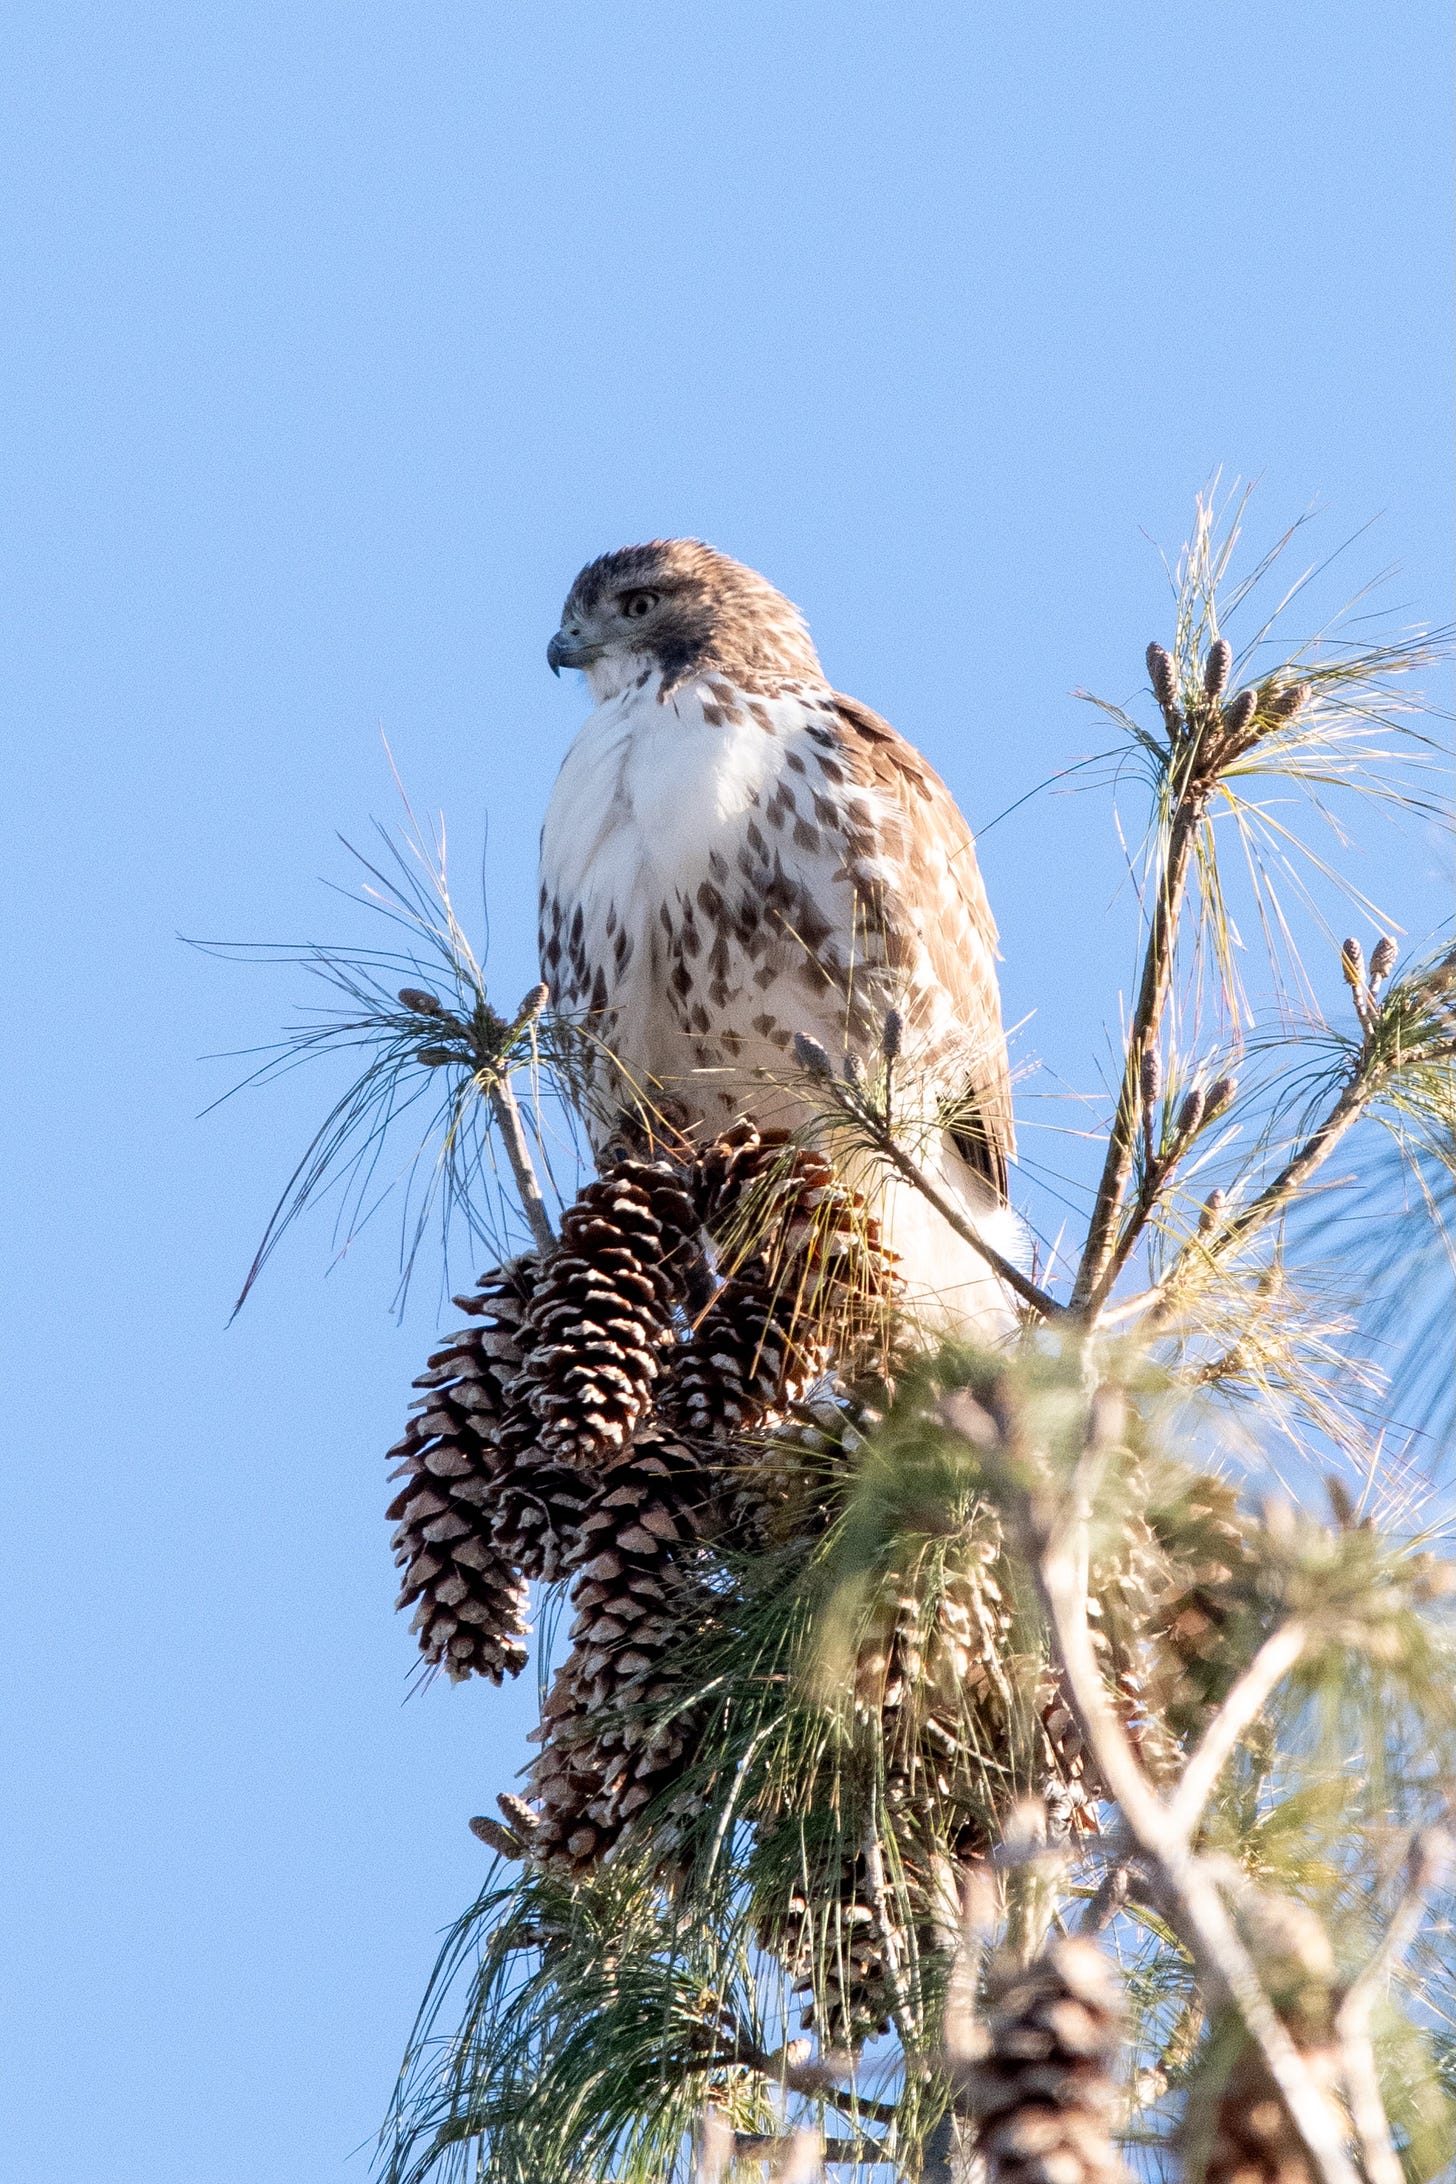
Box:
left=620, top=590, right=660, bottom=620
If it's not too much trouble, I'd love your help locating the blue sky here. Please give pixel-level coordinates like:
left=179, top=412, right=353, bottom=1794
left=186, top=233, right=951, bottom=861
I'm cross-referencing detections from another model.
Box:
left=3, top=6, right=1450, bottom=2180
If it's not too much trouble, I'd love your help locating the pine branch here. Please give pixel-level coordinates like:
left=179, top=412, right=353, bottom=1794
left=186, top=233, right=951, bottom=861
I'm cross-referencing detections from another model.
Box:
left=866, top=1114, right=1067, bottom=1321
left=736, top=2130, right=872, bottom=2168
left=793, top=1057, right=1065, bottom=1321
left=680, top=2039, right=900, bottom=2126
left=1147, top=954, right=1456, bottom=1325
left=488, top=1054, right=555, bottom=1254
left=1337, top=1828, right=1453, bottom=2029
left=1164, top=1619, right=1309, bottom=1838
left=1154, top=1073, right=1369, bottom=1319
left=1016, top=1390, right=1364, bottom=2184
left=1073, top=796, right=1205, bottom=1312
left=861, top=1819, right=917, bottom=2048
left=1334, top=1830, right=1454, bottom=2184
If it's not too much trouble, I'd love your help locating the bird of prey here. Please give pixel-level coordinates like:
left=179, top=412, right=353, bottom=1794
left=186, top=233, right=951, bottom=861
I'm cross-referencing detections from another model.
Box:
left=538, top=540, right=1019, bottom=1333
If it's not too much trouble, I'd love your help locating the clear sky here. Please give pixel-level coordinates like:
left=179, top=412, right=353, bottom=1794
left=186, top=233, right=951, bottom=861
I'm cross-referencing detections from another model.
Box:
left=3, top=6, right=1450, bottom=2180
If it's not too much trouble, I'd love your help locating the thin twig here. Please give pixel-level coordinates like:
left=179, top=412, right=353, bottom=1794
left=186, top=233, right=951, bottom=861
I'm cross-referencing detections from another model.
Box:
left=488, top=1068, right=556, bottom=1254
left=1077, top=1866, right=1131, bottom=1936
left=1332, top=1827, right=1454, bottom=2184
left=1339, top=2030, right=1403, bottom=2184
left=1165, top=1620, right=1308, bottom=1839
left=1074, top=797, right=1205, bottom=1312
left=1152, top=1070, right=1369, bottom=1322
left=854, top=1108, right=1067, bottom=1321
left=689, top=2031, right=900, bottom=2125
left=735, top=2128, right=858, bottom=2174
left=1336, top=1827, right=1454, bottom=2030
left=862, top=1821, right=917, bottom=2047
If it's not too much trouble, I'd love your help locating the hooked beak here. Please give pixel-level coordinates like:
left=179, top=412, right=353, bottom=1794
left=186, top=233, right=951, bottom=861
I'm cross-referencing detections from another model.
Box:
left=547, top=628, right=600, bottom=676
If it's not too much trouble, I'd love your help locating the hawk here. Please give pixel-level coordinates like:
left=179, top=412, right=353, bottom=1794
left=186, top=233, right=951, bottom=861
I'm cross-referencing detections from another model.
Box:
left=539, top=540, right=1019, bottom=1332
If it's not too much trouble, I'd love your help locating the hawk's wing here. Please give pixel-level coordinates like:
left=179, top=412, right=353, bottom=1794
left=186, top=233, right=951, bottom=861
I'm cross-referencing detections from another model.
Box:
left=832, top=693, right=1015, bottom=1198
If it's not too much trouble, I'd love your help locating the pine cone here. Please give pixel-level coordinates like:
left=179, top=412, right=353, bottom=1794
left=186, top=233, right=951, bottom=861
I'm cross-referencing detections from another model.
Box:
left=668, top=1258, right=823, bottom=1438
left=385, top=1259, right=542, bottom=1683
left=855, top=1536, right=1097, bottom=1853
left=486, top=1402, right=596, bottom=1583
left=1149, top=1476, right=1260, bottom=1738
left=863, top=1557, right=1003, bottom=1813
left=690, top=1124, right=900, bottom=1383
left=521, top=1159, right=703, bottom=1466
left=965, top=1938, right=1127, bottom=2184
left=526, top=1434, right=718, bottom=1872
left=758, top=1848, right=896, bottom=2047
left=1085, top=1470, right=1263, bottom=1784
left=689, top=1117, right=785, bottom=1231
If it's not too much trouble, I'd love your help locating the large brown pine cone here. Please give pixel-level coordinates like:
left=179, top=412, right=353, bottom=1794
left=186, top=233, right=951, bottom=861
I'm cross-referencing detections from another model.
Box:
left=521, top=1159, right=703, bottom=1465
left=964, top=1938, right=1127, bottom=2184
left=525, top=1433, right=719, bottom=1872
left=852, top=1537, right=1097, bottom=1857
left=1151, top=1476, right=1260, bottom=1736
left=688, top=1118, right=788, bottom=1232
left=1086, top=1471, right=1261, bottom=1789
left=386, top=1259, right=542, bottom=1683
left=692, top=1126, right=899, bottom=1362
left=486, top=1402, right=596, bottom=1583
left=667, top=1257, right=823, bottom=1439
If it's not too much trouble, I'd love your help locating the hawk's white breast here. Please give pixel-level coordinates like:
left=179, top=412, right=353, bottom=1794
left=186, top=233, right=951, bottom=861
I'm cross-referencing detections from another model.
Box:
left=539, top=667, right=875, bottom=1132
left=538, top=666, right=1023, bottom=1336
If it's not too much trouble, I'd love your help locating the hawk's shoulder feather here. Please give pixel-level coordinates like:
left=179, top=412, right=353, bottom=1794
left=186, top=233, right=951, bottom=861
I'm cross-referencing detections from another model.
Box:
left=828, top=691, right=1015, bottom=1194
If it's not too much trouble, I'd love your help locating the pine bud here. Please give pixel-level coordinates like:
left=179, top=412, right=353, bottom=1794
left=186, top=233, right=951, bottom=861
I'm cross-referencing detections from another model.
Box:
left=417, top=1045, right=458, bottom=1067
left=1205, top=1074, right=1237, bottom=1117
left=1176, top=1088, right=1206, bottom=1139
left=1221, top=686, right=1257, bottom=741
left=1198, top=1187, right=1226, bottom=1233
left=399, top=986, right=444, bottom=1015
left=1269, top=680, right=1312, bottom=720
left=469, top=1815, right=524, bottom=1858
left=1369, top=935, right=1397, bottom=987
left=843, top=1051, right=864, bottom=1086
left=1146, top=641, right=1178, bottom=712
left=793, top=1032, right=833, bottom=1080
left=515, top=981, right=549, bottom=1022
left=1325, top=1475, right=1356, bottom=1529
left=881, top=1007, right=904, bottom=1061
left=1140, top=1048, right=1162, bottom=1109
left=1203, top=638, right=1232, bottom=701
left=1340, top=937, right=1365, bottom=990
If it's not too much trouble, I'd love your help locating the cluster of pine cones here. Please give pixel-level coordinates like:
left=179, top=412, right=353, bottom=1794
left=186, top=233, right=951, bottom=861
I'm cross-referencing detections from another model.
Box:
left=386, top=1125, right=899, bottom=1870
left=385, top=1129, right=1310, bottom=2183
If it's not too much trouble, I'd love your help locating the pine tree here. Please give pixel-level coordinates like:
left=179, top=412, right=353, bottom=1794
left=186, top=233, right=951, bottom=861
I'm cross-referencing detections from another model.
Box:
left=227, top=498, right=1456, bottom=2184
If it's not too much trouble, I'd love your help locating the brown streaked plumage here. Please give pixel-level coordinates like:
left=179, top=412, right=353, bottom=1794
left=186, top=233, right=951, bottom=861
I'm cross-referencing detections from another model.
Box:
left=539, top=540, right=1018, bottom=1332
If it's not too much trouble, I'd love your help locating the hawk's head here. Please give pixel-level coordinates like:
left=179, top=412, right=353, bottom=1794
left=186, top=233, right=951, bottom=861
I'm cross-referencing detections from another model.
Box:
left=547, top=540, right=823, bottom=699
